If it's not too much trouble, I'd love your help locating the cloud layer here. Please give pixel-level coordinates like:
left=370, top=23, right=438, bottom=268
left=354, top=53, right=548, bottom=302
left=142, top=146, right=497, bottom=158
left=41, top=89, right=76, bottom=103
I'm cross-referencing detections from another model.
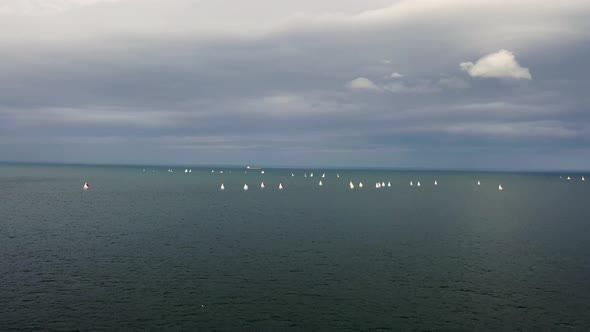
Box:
left=0, top=0, right=589, bottom=169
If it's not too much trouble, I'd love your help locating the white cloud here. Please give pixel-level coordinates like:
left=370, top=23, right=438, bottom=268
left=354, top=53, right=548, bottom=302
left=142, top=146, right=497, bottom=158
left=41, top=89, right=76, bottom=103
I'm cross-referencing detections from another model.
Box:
left=460, top=49, right=532, bottom=80
left=390, top=72, right=403, bottom=78
left=347, top=77, right=381, bottom=91
left=0, top=0, right=121, bottom=15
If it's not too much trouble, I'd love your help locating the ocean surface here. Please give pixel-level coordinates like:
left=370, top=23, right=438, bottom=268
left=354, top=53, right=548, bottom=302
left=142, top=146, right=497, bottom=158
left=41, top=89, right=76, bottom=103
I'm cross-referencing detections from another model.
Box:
left=1, top=163, right=589, bottom=331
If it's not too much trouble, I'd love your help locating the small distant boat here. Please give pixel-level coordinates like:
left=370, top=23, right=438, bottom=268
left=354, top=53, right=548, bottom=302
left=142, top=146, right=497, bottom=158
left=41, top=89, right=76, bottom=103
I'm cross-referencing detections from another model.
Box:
left=337, top=174, right=340, bottom=178
left=567, top=176, right=571, bottom=180
left=387, top=182, right=391, bottom=187
left=220, top=184, right=225, bottom=190
left=279, top=183, right=284, bottom=190
left=349, top=181, right=355, bottom=189
left=220, top=170, right=223, bottom=174
left=211, top=170, right=214, bottom=173
left=304, top=173, right=307, bottom=178
left=381, top=182, right=385, bottom=187
left=359, top=182, right=363, bottom=188
left=434, top=180, right=438, bottom=186
left=417, top=181, right=421, bottom=187
left=260, top=182, right=265, bottom=189
left=410, top=181, right=413, bottom=186
left=83, top=182, right=90, bottom=190
left=310, top=172, right=314, bottom=177
left=583, top=176, right=586, bottom=182
left=498, top=184, right=503, bottom=191
left=261, top=170, right=265, bottom=174
left=185, top=169, right=188, bottom=173
left=291, top=173, right=294, bottom=177
left=375, top=182, right=381, bottom=188
left=243, top=184, right=249, bottom=191
left=322, top=173, right=325, bottom=178
left=189, top=169, right=192, bottom=173
left=477, top=180, right=481, bottom=186
left=319, top=180, right=323, bottom=186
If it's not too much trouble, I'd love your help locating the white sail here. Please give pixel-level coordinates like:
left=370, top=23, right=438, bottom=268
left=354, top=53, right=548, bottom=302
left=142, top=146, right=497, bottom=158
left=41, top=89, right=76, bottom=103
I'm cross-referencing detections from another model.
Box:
left=359, top=182, right=363, bottom=188
left=261, top=170, right=265, bottom=174
left=477, top=180, right=481, bottom=186
left=322, top=173, right=325, bottom=178
left=279, top=183, right=284, bottom=190
left=337, top=174, right=340, bottom=178
left=375, top=182, right=381, bottom=188
left=319, top=180, right=323, bottom=186
left=310, top=172, right=314, bottom=177
left=291, top=173, right=294, bottom=177
left=220, top=184, right=225, bottom=190
left=83, top=182, right=90, bottom=190
left=185, top=169, right=188, bottom=173
left=410, top=181, right=413, bottom=186
left=211, top=170, right=214, bottom=173
left=434, top=180, right=438, bottom=186
left=349, top=181, right=355, bottom=189
left=498, top=184, right=503, bottom=191
left=381, top=182, right=385, bottom=187
left=417, top=181, right=421, bottom=187
left=583, top=176, right=586, bottom=181
left=189, top=169, right=192, bottom=173
left=304, top=173, right=307, bottom=178
left=243, top=184, right=249, bottom=191
left=260, top=182, right=265, bottom=189
left=220, top=170, right=223, bottom=174
left=567, top=176, right=571, bottom=180
left=387, top=182, right=391, bottom=187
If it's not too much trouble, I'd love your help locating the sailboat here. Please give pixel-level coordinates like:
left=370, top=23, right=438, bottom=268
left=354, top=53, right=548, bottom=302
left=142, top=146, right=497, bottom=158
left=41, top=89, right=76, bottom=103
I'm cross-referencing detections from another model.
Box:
left=434, top=180, right=438, bottom=186
left=310, top=172, right=314, bottom=177
left=243, top=184, right=249, bottom=191
left=189, top=169, right=192, bottom=173
left=220, top=184, right=225, bottom=190
left=410, top=181, right=413, bottom=186
left=337, top=174, right=340, bottom=178
left=291, top=173, right=294, bottom=177
left=261, top=170, right=265, bottom=174
left=260, top=182, right=265, bottom=189
left=220, top=170, right=223, bottom=174
left=279, top=183, right=284, bottom=190
left=83, top=182, right=90, bottom=191
left=349, top=181, right=355, bottom=189
left=381, top=182, right=385, bottom=187
left=304, top=173, right=307, bottom=178
left=417, top=181, right=421, bottom=187
left=583, top=176, right=586, bottom=182
left=376, top=182, right=381, bottom=188
left=185, top=169, right=188, bottom=173
left=211, top=170, right=214, bottom=173
left=319, top=180, right=323, bottom=186
left=567, top=176, right=571, bottom=180
left=498, top=184, right=503, bottom=191
left=322, top=173, right=325, bottom=178
left=477, top=180, right=481, bottom=186
left=387, top=182, right=391, bottom=187
left=359, top=182, right=363, bottom=188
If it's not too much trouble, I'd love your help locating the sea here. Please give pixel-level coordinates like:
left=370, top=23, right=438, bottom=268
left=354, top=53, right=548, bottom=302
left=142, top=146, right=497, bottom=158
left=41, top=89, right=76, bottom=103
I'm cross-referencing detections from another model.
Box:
left=1, top=163, right=589, bottom=331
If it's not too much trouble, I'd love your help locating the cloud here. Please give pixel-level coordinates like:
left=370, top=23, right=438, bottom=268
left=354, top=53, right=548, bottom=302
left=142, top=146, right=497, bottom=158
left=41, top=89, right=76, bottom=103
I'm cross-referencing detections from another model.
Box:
left=460, top=49, right=532, bottom=80
left=347, top=77, right=381, bottom=91
left=390, top=72, right=403, bottom=78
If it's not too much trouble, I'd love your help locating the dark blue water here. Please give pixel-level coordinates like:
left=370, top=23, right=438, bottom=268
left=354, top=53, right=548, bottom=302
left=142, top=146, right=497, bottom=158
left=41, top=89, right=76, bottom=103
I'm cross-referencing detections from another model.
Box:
left=1, top=164, right=589, bottom=330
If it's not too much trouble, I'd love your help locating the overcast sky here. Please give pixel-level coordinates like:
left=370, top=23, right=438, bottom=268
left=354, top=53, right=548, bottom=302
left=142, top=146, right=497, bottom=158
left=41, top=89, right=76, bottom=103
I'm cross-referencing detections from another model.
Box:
left=1, top=0, right=589, bottom=169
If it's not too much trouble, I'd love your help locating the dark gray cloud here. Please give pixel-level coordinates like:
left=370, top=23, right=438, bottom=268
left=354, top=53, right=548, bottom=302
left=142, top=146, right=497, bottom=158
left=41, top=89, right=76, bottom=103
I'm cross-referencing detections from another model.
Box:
left=1, top=0, right=589, bottom=169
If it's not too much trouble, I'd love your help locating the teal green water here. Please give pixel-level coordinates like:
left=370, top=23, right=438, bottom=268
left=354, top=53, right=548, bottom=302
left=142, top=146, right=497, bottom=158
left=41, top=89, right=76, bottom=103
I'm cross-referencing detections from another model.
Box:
left=1, top=164, right=589, bottom=330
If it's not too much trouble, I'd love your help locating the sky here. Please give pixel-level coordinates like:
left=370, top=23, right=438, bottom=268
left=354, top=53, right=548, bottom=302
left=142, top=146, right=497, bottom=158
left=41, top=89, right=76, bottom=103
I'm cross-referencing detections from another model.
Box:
left=1, top=0, right=589, bottom=170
